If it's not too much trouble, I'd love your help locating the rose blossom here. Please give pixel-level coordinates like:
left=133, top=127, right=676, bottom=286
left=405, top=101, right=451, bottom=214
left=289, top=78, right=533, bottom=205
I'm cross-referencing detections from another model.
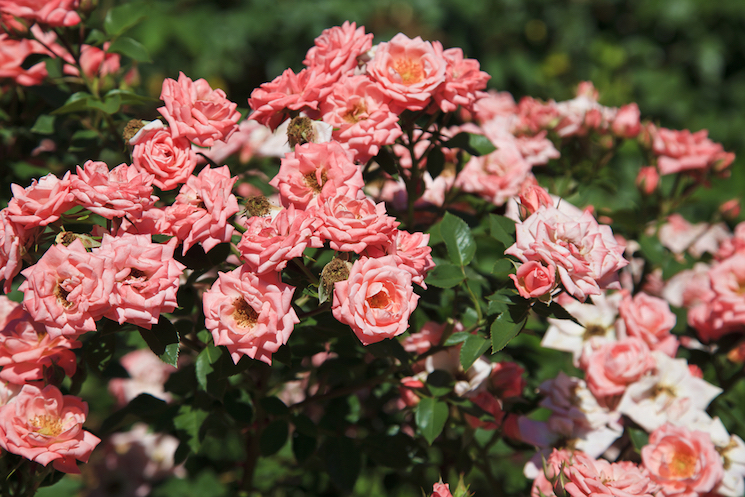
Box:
left=611, top=103, right=641, bottom=138
left=318, top=195, right=399, bottom=254
left=618, top=291, right=678, bottom=357
left=203, top=266, right=299, bottom=365
left=0, top=0, right=81, bottom=27
left=108, top=348, right=175, bottom=406
left=248, top=68, right=322, bottom=130
left=563, top=453, right=659, bottom=497
left=370, top=229, right=435, bottom=288
left=131, top=120, right=198, bottom=191
left=0, top=209, right=26, bottom=293
left=430, top=482, right=453, bottom=497
left=19, top=239, right=114, bottom=337
left=688, top=254, right=745, bottom=342
left=0, top=33, right=49, bottom=86
left=464, top=391, right=504, bottom=430
left=303, top=21, right=373, bottom=93
left=642, top=423, right=724, bottom=496
left=402, top=321, right=453, bottom=355
left=365, top=33, right=447, bottom=112
left=636, top=166, right=659, bottom=194
left=158, top=72, right=240, bottom=147
left=332, top=256, right=419, bottom=346
left=0, top=384, right=100, bottom=473
left=7, top=171, right=75, bottom=228
left=70, top=160, right=157, bottom=219
left=92, top=234, right=184, bottom=329
left=580, top=337, right=655, bottom=402
left=270, top=141, right=364, bottom=209
left=510, top=260, right=556, bottom=298
left=432, top=45, right=490, bottom=113
left=652, top=127, right=734, bottom=176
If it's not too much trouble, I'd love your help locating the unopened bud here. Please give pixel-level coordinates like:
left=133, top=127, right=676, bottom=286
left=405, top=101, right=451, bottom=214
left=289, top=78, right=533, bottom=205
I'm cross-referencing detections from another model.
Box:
left=636, top=166, right=659, bottom=195
left=720, top=199, right=741, bottom=220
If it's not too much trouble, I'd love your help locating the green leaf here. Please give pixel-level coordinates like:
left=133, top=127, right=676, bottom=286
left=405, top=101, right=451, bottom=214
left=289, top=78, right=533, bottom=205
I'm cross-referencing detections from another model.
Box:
left=292, top=431, right=317, bottom=463
left=99, top=393, right=168, bottom=434
left=104, top=2, right=147, bottom=36
left=51, top=92, right=92, bottom=115
left=442, top=331, right=471, bottom=347
left=174, top=405, right=210, bottom=453
left=87, top=93, right=122, bottom=114
left=460, top=334, right=491, bottom=371
left=105, top=89, right=160, bottom=106
left=139, top=317, right=180, bottom=367
left=492, top=258, right=515, bottom=279
left=427, top=370, right=455, bottom=397
left=427, top=146, right=445, bottom=179
left=440, top=212, right=476, bottom=266
left=84, top=333, right=116, bottom=376
left=323, top=437, right=361, bottom=493
left=532, top=301, right=581, bottom=325
left=85, top=29, right=107, bottom=45
left=469, top=133, right=496, bottom=156
left=489, top=214, right=516, bottom=246
left=260, top=396, right=289, bottom=416
left=628, top=428, right=649, bottom=453
left=415, top=397, right=448, bottom=445
left=374, top=146, right=398, bottom=176
left=260, top=420, right=289, bottom=456
left=107, top=36, right=152, bottom=63
left=195, top=345, right=220, bottom=391
left=490, top=308, right=528, bottom=352
left=426, top=263, right=465, bottom=288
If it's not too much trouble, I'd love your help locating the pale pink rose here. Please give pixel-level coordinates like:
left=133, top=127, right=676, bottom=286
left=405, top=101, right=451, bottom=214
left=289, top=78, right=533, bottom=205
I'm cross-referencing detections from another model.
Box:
left=652, top=127, right=735, bottom=176
left=611, top=103, right=641, bottom=138
left=0, top=0, right=80, bottom=27
left=158, top=72, right=240, bottom=147
left=203, top=266, right=299, bottom=365
left=365, top=33, right=447, bottom=112
left=116, top=206, right=166, bottom=238
left=332, top=256, right=419, bottom=346
left=619, top=292, right=678, bottom=357
left=70, top=161, right=157, bottom=219
left=92, top=234, right=184, bottom=329
left=317, top=195, right=399, bottom=254
left=131, top=121, right=198, bottom=191
left=431, top=46, right=490, bottom=113
left=471, top=90, right=517, bottom=123
left=530, top=448, right=575, bottom=497
left=642, top=423, right=724, bottom=496
left=160, top=165, right=239, bottom=255
left=197, top=119, right=276, bottom=165
left=320, top=75, right=402, bottom=163
left=563, top=453, right=659, bottom=497
left=505, top=206, right=628, bottom=302
left=0, top=309, right=80, bottom=384
left=688, top=255, right=745, bottom=342
left=0, top=209, right=26, bottom=293
left=108, top=349, right=175, bottom=406
left=402, top=321, right=452, bottom=355
left=270, top=141, right=364, bottom=209
left=237, top=205, right=323, bottom=274
left=0, top=384, right=100, bottom=473
left=717, top=222, right=745, bottom=261
left=518, top=178, right=553, bottom=217
left=303, top=21, right=373, bottom=95
left=464, top=391, right=504, bottom=430
left=415, top=348, right=494, bottom=397
left=19, top=239, right=114, bottom=338
left=489, top=361, right=526, bottom=399
left=551, top=84, right=617, bottom=137
left=430, top=482, right=453, bottom=497
left=510, top=260, right=556, bottom=298
left=248, top=68, right=322, bottom=130
left=7, top=171, right=75, bottom=228
left=514, top=132, right=560, bottom=166
left=580, top=337, right=655, bottom=401
left=515, top=96, right=561, bottom=134
left=0, top=33, right=49, bottom=85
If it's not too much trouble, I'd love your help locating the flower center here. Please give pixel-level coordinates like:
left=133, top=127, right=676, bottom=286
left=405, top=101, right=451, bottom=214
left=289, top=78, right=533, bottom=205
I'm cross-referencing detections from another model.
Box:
left=582, top=323, right=606, bottom=340
left=668, top=449, right=697, bottom=479
left=303, top=170, right=328, bottom=194
left=232, top=298, right=258, bottom=328
left=343, top=101, right=368, bottom=124
left=393, top=58, right=425, bottom=85
left=367, top=291, right=390, bottom=309
left=128, top=268, right=148, bottom=280
left=29, top=415, right=63, bottom=437
left=651, top=383, right=677, bottom=399
left=54, top=284, right=74, bottom=309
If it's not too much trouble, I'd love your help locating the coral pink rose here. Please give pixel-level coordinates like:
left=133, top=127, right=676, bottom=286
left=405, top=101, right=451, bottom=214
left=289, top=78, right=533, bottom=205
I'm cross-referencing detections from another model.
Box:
left=318, top=195, right=399, bottom=254
left=332, top=256, right=419, bottom=346
left=108, top=349, right=175, bottom=406
left=398, top=377, right=424, bottom=408
left=489, top=362, right=526, bottom=399
left=0, top=0, right=80, bottom=27
left=510, top=260, right=556, bottom=298
left=688, top=254, right=745, bottom=342
left=611, top=103, right=641, bottom=139
left=270, top=141, right=364, bottom=209
left=0, top=209, right=26, bottom=293
left=0, top=34, right=49, bottom=85
left=642, top=423, right=724, bottom=496
left=0, top=384, right=100, bottom=473
left=531, top=448, right=575, bottom=497
left=131, top=120, right=198, bottom=191
left=158, top=72, right=240, bottom=147
left=203, top=266, right=299, bottom=365
left=464, top=391, right=504, bottom=430
left=248, top=68, right=322, bottom=130
left=472, top=90, right=517, bottom=123
left=19, top=239, right=114, bottom=338
left=370, top=229, right=435, bottom=288
left=636, top=166, right=659, bottom=194
left=70, top=161, right=157, bottom=219
left=518, top=179, right=553, bottom=218
left=580, top=337, right=655, bottom=401
left=619, top=292, right=678, bottom=356
left=402, top=321, right=451, bottom=355
left=366, top=33, right=447, bottom=112
left=430, top=482, right=453, bottom=497
left=432, top=45, right=490, bottom=113
left=7, top=172, right=75, bottom=228
left=563, top=453, right=659, bottom=497
left=93, top=234, right=184, bottom=329
left=652, top=127, right=734, bottom=176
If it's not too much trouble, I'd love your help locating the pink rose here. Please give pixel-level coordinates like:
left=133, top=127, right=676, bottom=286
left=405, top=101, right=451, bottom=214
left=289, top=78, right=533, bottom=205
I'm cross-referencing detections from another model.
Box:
left=131, top=121, right=198, bottom=191
left=0, top=384, right=100, bottom=473
left=70, top=161, right=157, bottom=219
left=580, top=337, right=655, bottom=401
left=19, top=239, right=114, bottom=338
left=518, top=178, right=553, bottom=217
left=108, top=349, right=175, bottom=406
left=489, top=361, right=526, bottom=399
left=269, top=141, right=364, bottom=209
left=318, top=195, right=399, bottom=254
left=0, top=34, right=49, bottom=85
left=619, top=292, right=678, bottom=357
left=688, top=255, right=745, bottom=342
left=430, top=482, right=453, bottom=497
left=652, top=127, right=734, bottom=176
left=248, top=68, right=322, bottom=130
left=611, top=103, right=641, bottom=138
left=92, top=234, right=184, bottom=329
left=366, top=33, right=447, bottom=112
left=642, top=423, right=724, bottom=496
left=332, top=256, right=419, bottom=346
left=636, top=166, right=659, bottom=194
left=7, top=172, right=76, bottom=228
left=373, top=229, right=435, bottom=288
left=0, top=209, right=26, bottom=293
left=563, top=453, right=659, bottom=497
left=203, top=266, right=299, bottom=365
left=515, top=96, right=561, bottom=134
left=472, top=90, right=517, bottom=123
left=432, top=46, right=490, bottom=113
left=531, top=448, right=575, bottom=497
left=464, top=391, right=504, bottom=430
left=398, top=377, right=424, bottom=408
left=510, top=260, right=556, bottom=298
left=402, top=321, right=452, bottom=355
left=158, top=72, right=240, bottom=147
left=0, top=0, right=81, bottom=27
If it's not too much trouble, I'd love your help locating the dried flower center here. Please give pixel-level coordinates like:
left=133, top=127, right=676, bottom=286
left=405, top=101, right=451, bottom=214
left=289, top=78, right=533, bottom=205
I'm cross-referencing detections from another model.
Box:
left=582, top=323, right=606, bottom=340
left=243, top=195, right=271, bottom=217
left=56, top=231, right=78, bottom=246
left=29, top=415, right=63, bottom=437
left=393, top=58, right=425, bottom=85
left=127, top=268, right=148, bottom=280
left=367, top=291, right=391, bottom=309
left=304, top=170, right=328, bottom=194
left=54, top=284, right=74, bottom=309
left=287, top=116, right=314, bottom=147
left=668, top=449, right=697, bottom=479
left=232, top=298, right=258, bottom=328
